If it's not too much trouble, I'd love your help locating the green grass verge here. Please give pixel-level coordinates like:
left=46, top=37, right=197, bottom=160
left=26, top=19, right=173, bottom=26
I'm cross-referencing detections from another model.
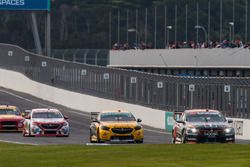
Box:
left=0, top=142, right=250, bottom=167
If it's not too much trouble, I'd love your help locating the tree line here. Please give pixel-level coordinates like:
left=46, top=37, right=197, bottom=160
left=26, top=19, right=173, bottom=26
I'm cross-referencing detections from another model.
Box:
left=0, top=0, right=249, bottom=49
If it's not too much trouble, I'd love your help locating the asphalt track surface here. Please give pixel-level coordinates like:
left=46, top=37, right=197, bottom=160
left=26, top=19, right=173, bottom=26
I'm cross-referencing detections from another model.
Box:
left=0, top=87, right=249, bottom=145
left=0, top=87, right=170, bottom=145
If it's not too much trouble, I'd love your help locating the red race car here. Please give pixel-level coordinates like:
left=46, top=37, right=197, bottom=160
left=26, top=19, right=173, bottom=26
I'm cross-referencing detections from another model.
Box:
left=0, top=105, right=25, bottom=132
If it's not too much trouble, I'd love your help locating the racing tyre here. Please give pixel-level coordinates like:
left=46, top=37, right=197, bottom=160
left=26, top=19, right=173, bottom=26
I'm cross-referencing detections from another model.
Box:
left=135, top=139, right=143, bottom=144
left=89, top=129, right=95, bottom=143
left=232, top=139, right=235, bottom=144
left=22, top=129, right=27, bottom=137
left=171, top=136, right=176, bottom=144
left=231, top=136, right=235, bottom=144
left=28, top=126, right=34, bottom=137
left=96, top=129, right=101, bottom=143
left=228, top=136, right=235, bottom=144
left=181, top=130, right=188, bottom=144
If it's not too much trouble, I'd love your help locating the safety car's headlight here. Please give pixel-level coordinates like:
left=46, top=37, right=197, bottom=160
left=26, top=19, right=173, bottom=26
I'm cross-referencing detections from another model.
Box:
left=134, top=126, right=142, bottom=131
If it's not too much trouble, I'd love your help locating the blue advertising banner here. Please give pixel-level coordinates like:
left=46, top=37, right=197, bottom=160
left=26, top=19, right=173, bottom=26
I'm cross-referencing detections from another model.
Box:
left=0, top=0, right=50, bottom=11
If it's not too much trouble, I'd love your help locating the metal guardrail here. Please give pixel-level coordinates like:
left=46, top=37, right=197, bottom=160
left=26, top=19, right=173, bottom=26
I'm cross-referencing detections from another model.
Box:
left=0, top=43, right=250, bottom=118
left=29, top=49, right=109, bottom=66
left=51, top=49, right=109, bottom=66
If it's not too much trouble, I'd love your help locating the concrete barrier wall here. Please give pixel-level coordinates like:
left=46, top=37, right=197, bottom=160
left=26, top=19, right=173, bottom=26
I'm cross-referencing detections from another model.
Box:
left=0, top=68, right=165, bottom=129
left=110, top=49, right=250, bottom=68
left=230, top=118, right=250, bottom=140
left=1, top=68, right=250, bottom=139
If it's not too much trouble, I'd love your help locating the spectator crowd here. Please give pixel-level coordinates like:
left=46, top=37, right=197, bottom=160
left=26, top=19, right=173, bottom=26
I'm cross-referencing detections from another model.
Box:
left=112, top=42, right=153, bottom=50
left=112, top=40, right=250, bottom=50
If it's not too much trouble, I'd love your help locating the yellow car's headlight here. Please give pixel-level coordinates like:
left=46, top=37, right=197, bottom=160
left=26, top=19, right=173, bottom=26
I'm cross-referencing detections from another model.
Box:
left=134, top=126, right=142, bottom=131
left=100, top=126, right=110, bottom=131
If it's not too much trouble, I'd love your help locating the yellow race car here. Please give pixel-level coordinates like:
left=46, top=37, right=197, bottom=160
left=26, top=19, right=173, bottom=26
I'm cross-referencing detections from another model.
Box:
left=89, top=110, right=144, bottom=143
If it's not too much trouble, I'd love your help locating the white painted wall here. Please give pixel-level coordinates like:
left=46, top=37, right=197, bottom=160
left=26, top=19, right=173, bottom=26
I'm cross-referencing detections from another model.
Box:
left=230, top=118, right=250, bottom=140
left=110, top=49, right=250, bottom=68
left=0, top=69, right=165, bottom=129
left=1, top=68, right=250, bottom=139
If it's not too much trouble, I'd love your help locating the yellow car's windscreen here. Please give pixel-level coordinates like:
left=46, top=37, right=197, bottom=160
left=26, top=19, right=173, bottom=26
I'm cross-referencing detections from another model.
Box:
left=100, top=112, right=136, bottom=122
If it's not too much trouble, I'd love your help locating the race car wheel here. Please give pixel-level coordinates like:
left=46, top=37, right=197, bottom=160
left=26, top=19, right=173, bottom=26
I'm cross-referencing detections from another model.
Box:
left=135, top=139, right=143, bottom=144
left=96, top=129, right=103, bottom=143
left=231, top=136, right=235, bottom=143
left=227, top=136, right=235, bottom=144
left=181, top=130, right=187, bottom=144
left=171, top=136, right=176, bottom=144
left=28, top=125, right=34, bottom=137
left=22, top=129, right=27, bottom=137
left=232, top=139, right=235, bottom=144
left=89, top=129, right=95, bottom=143
left=97, top=129, right=101, bottom=143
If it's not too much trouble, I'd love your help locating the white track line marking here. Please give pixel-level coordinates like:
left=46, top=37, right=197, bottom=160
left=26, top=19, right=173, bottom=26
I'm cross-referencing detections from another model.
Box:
left=0, top=140, right=39, bottom=146
left=64, top=109, right=90, bottom=117
left=0, top=89, right=90, bottom=117
left=0, top=89, right=169, bottom=135
left=86, top=143, right=111, bottom=146
left=0, top=89, right=50, bottom=107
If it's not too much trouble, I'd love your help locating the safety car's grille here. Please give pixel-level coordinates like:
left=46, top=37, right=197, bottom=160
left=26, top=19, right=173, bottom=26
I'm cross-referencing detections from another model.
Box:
left=41, top=124, right=61, bottom=129
left=112, top=128, right=133, bottom=134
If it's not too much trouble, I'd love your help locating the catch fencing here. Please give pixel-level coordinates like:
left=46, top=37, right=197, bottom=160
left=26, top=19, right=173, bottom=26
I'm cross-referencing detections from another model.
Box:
left=29, top=49, right=109, bottom=66
left=50, top=49, right=109, bottom=66
left=0, top=43, right=250, bottom=118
